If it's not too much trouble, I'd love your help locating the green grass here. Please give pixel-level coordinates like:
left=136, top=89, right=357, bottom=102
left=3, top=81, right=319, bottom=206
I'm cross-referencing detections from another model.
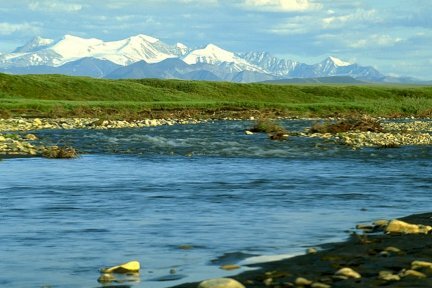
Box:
left=0, top=73, right=431, bottom=118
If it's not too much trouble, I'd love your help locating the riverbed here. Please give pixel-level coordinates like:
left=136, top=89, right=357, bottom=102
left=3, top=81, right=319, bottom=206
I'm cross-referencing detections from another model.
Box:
left=0, top=120, right=431, bottom=287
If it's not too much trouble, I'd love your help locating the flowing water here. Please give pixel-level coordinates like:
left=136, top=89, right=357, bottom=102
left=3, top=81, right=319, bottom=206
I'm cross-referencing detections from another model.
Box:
left=0, top=120, right=431, bottom=288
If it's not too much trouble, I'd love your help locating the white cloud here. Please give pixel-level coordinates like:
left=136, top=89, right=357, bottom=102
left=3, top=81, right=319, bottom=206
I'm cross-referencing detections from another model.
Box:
left=322, top=9, right=382, bottom=29
left=349, top=34, right=404, bottom=48
left=29, top=1, right=83, bottom=12
left=0, top=22, right=40, bottom=35
left=241, top=0, right=321, bottom=12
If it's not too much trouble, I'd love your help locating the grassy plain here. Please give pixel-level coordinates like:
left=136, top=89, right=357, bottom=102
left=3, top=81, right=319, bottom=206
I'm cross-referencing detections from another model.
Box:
left=0, top=73, right=431, bottom=119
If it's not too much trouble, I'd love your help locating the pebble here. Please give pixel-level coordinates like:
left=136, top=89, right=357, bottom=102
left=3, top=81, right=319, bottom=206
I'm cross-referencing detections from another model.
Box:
left=411, top=260, right=432, bottom=270
left=311, top=282, right=331, bottom=288
left=334, top=267, right=361, bottom=279
left=384, top=246, right=402, bottom=254
left=198, top=278, right=245, bottom=288
left=295, top=277, right=312, bottom=285
left=399, top=269, right=427, bottom=278
left=378, top=271, right=400, bottom=281
left=220, top=264, right=241, bottom=271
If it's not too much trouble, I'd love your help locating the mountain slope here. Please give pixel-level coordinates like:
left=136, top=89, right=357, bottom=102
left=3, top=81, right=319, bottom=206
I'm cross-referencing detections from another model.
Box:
left=0, top=34, right=404, bottom=83
left=0, top=34, right=182, bottom=68
left=262, top=76, right=367, bottom=84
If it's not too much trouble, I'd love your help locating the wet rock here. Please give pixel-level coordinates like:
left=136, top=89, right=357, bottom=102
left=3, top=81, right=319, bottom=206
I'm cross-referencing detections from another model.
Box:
left=378, top=271, right=400, bottom=281
left=98, top=273, right=116, bottom=283
left=334, top=267, right=361, bottom=279
left=245, top=130, right=254, bottom=135
left=269, top=132, right=289, bottom=140
left=385, top=219, right=432, bottom=234
left=197, top=278, right=245, bottom=288
left=373, top=219, right=389, bottom=228
left=384, top=246, right=403, bottom=255
left=411, top=260, right=432, bottom=270
left=42, top=146, right=78, bottom=159
left=311, top=282, right=331, bottom=288
left=25, top=134, right=38, bottom=140
left=220, top=264, right=241, bottom=271
left=295, top=277, right=312, bottom=285
left=263, top=277, right=273, bottom=286
left=399, top=269, right=427, bottom=278
left=100, top=260, right=140, bottom=274
left=306, top=247, right=318, bottom=254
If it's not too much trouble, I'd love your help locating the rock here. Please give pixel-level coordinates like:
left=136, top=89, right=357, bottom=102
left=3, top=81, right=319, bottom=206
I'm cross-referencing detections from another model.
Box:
left=220, top=264, right=241, bottom=271
left=43, top=146, right=78, bottom=159
left=355, top=223, right=375, bottom=232
left=378, top=271, right=400, bottom=281
left=295, top=277, right=312, bottom=285
left=411, top=260, right=432, bottom=270
left=311, top=282, right=331, bottom=288
left=33, top=118, right=43, bottom=126
left=97, top=273, right=116, bottom=283
left=372, top=219, right=389, bottom=227
left=335, top=267, right=361, bottom=279
left=263, top=278, right=273, bottom=286
left=306, top=247, right=318, bottom=254
left=384, top=246, right=402, bottom=254
left=25, top=134, right=38, bottom=140
left=198, top=278, right=245, bottom=288
left=100, top=260, right=140, bottom=274
left=385, top=219, right=432, bottom=234
left=245, top=130, right=254, bottom=135
left=269, top=132, right=288, bottom=140
left=399, top=269, right=427, bottom=278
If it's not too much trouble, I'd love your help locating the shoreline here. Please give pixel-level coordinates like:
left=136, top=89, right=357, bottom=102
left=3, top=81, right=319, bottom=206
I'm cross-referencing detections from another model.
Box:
left=171, top=212, right=432, bottom=288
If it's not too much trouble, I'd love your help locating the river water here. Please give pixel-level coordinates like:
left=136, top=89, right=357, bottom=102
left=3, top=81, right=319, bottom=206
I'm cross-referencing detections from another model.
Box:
left=0, top=120, right=431, bottom=287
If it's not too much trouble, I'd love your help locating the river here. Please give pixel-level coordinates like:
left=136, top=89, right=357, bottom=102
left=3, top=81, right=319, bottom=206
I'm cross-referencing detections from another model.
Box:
left=0, top=120, right=431, bottom=287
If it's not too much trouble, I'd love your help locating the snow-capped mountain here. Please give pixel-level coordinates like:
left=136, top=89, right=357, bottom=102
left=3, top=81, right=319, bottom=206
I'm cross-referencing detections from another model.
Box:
left=182, top=44, right=264, bottom=73
left=0, top=34, right=182, bottom=68
left=239, top=51, right=299, bottom=76
left=0, top=34, right=388, bottom=82
left=13, top=36, right=54, bottom=53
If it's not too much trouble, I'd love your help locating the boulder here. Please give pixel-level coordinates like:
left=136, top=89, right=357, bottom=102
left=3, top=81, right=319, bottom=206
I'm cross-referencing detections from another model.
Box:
left=100, top=260, right=140, bottom=274
left=198, top=278, right=245, bottom=288
left=335, top=267, right=361, bottom=279
left=385, top=219, right=432, bottom=234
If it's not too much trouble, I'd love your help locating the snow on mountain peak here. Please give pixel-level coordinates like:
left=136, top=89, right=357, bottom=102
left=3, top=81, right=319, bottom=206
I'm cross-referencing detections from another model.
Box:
left=183, top=43, right=236, bottom=65
left=13, top=36, right=54, bottom=53
left=327, top=56, right=351, bottom=67
left=176, top=43, right=187, bottom=49
left=182, top=43, right=264, bottom=73
left=129, top=34, right=159, bottom=43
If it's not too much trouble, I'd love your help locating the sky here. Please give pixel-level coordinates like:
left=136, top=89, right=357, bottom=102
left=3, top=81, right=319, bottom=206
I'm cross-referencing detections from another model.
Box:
left=1, top=0, right=431, bottom=79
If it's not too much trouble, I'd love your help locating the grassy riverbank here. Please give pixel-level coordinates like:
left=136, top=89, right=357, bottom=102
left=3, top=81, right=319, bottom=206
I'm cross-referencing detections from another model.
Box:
left=1, top=73, right=432, bottom=119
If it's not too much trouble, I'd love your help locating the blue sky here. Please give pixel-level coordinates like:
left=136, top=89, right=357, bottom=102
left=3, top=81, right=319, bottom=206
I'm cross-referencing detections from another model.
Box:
left=1, top=0, right=431, bottom=79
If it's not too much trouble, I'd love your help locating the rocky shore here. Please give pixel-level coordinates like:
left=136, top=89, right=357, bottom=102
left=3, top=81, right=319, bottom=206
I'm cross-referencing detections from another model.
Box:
left=171, top=212, right=432, bottom=288
left=1, top=116, right=431, bottom=157
left=0, top=117, right=202, bottom=158
left=302, top=118, right=432, bottom=149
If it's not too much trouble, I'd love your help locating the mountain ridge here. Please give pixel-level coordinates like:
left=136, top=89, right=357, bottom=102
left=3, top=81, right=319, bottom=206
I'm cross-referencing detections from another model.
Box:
left=0, top=34, right=423, bottom=83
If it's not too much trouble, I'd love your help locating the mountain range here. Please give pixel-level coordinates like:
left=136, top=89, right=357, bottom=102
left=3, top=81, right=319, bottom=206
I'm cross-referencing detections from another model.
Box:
left=0, top=34, right=422, bottom=83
